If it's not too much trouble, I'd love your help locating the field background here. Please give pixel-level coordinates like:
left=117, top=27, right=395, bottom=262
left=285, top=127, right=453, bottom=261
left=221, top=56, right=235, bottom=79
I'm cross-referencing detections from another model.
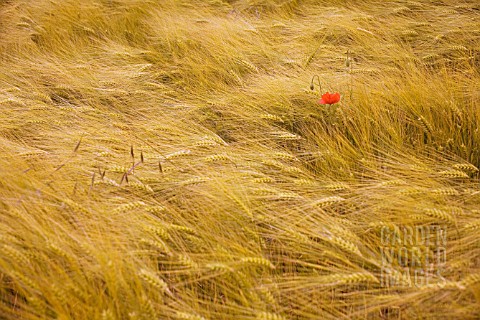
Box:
left=1, top=0, right=480, bottom=319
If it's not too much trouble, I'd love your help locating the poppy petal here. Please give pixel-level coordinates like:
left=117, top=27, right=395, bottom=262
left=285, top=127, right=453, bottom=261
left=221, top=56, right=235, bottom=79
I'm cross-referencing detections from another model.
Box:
left=318, top=92, right=341, bottom=105
left=321, top=92, right=330, bottom=103
left=332, top=92, right=341, bottom=103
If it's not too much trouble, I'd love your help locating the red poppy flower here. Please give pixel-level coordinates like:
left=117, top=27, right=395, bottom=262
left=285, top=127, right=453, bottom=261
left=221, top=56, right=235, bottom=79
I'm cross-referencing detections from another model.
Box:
left=319, top=92, right=341, bottom=105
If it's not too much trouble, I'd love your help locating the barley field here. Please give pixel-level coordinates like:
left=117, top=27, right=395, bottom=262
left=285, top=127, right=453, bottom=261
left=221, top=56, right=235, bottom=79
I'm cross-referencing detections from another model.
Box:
left=0, top=0, right=479, bottom=319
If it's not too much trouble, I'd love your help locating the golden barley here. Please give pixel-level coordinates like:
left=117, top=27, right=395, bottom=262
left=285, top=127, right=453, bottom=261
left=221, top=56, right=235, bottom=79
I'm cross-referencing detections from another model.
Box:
left=401, top=29, right=418, bottom=37
left=204, top=154, right=231, bottom=162
left=261, top=159, right=285, bottom=169
left=109, top=165, right=129, bottom=174
left=252, top=187, right=278, bottom=195
left=237, top=59, right=259, bottom=73
left=146, top=226, right=169, bottom=240
left=260, top=114, right=284, bottom=122
left=259, top=287, right=277, bottom=306
left=271, top=152, right=297, bottom=162
left=228, top=69, right=243, bottom=85
left=164, top=150, right=192, bottom=160
left=399, top=187, right=425, bottom=195
left=176, top=254, right=199, bottom=270
left=379, top=179, right=405, bottom=187
left=293, top=178, right=316, bottom=186
left=329, top=272, right=379, bottom=285
left=271, top=192, right=300, bottom=200
left=2, top=244, right=31, bottom=266
left=423, top=208, right=455, bottom=223
left=252, top=177, right=275, bottom=183
left=328, top=236, right=362, bottom=256
left=283, top=166, right=304, bottom=174
left=206, top=262, right=233, bottom=272
left=312, top=196, right=346, bottom=208
left=94, top=178, right=121, bottom=187
left=179, top=177, right=209, bottom=186
left=429, top=187, right=460, bottom=196
left=128, top=182, right=154, bottom=193
left=176, top=311, right=207, bottom=320
left=0, top=1, right=479, bottom=319
left=138, top=269, right=171, bottom=294
left=194, top=139, right=218, bottom=147
left=269, top=131, right=301, bottom=140
left=452, top=163, right=478, bottom=173
left=256, top=312, right=286, bottom=320
left=139, top=238, right=171, bottom=256
left=140, top=296, right=157, bottom=319
left=418, top=116, right=433, bottom=134
left=113, top=201, right=146, bottom=213
left=324, top=183, right=350, bottom=191
left=51, top=283, right=68, bottom=306
left=47, top=242, right=74, bottom=261
left=449, top=45, right=468, bottom=51
left=438, top=170, right=469, bottom=178
left=241, top=257, right=275, bottom=269
left=461, top=274, right=480, bottom=287
left=464, top=220, right=480, bottom=231
left=168, top=224, right=197, bottom=235
left=393, top=6, right=411, bottom=14
left=145, top=205, right=167, bottom=214
left=10, top=271, right=39, bottom=291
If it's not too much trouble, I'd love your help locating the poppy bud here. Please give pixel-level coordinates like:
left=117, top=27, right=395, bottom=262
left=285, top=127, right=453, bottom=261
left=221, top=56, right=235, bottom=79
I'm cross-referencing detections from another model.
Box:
left=310, top=75, right=321, bottom=92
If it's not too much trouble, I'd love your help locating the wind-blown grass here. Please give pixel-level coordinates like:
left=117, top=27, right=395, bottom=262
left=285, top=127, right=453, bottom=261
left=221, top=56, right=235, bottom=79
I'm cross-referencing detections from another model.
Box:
left=1, top=0, right=479, bottom=319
